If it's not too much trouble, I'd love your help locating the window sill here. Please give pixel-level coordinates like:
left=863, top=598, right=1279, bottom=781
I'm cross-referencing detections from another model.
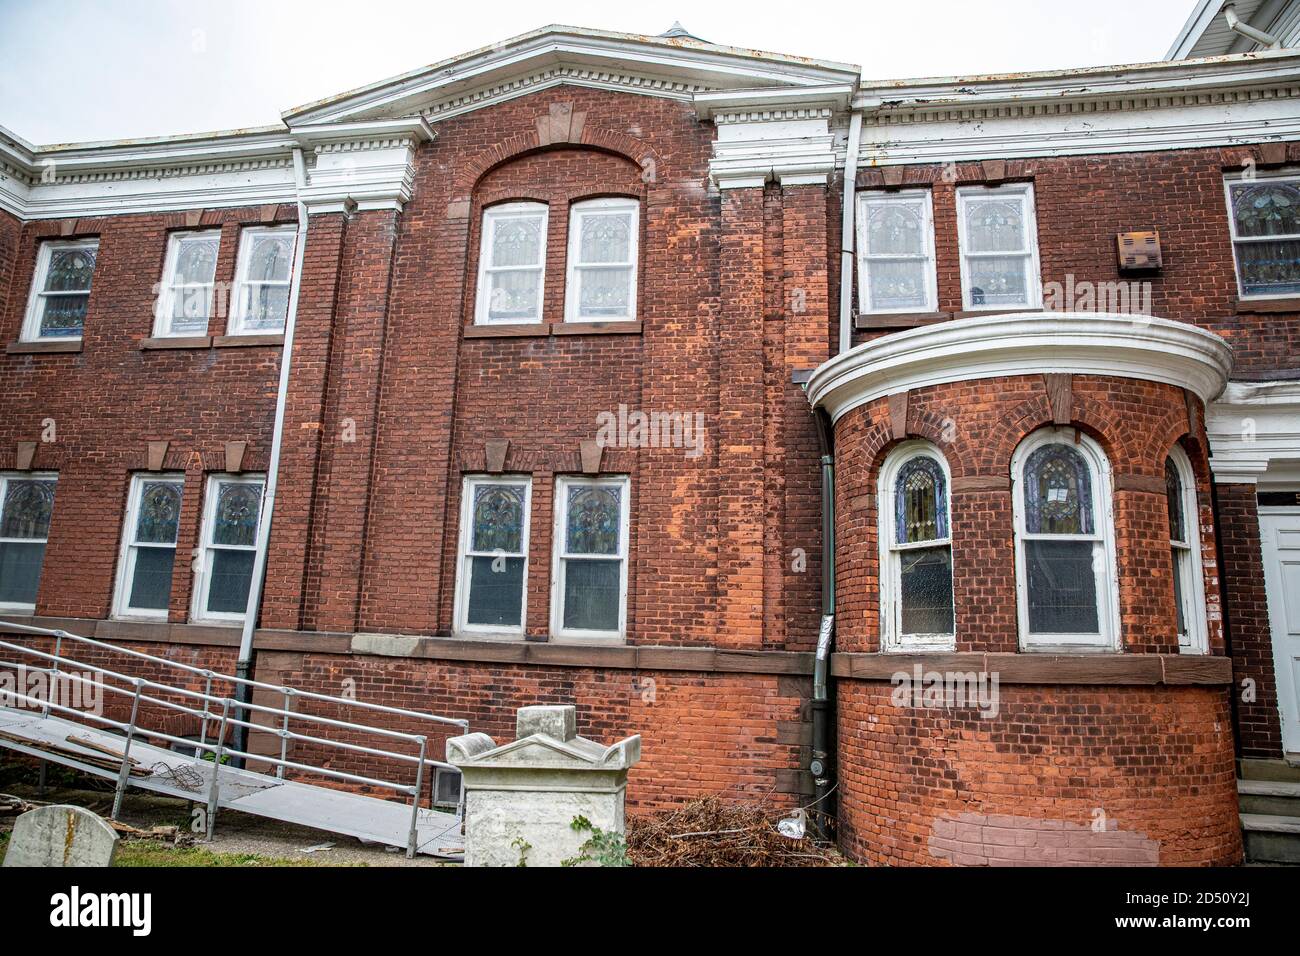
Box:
left=1234, top=296, right=1300, bottom=314
left=7, top=340, right=82, bottom=354
left=856, top=311, right=951, bottom=330
left=552, top=320, right=641, bottom=336
left=464, top=321, right=643, bottom=338
left=463, top=323, right=548, bottom=338
left=213, top=333, right=285, bottom=347
left=139, top=335, right=212, bottom=350
left=952, top=307, right=1044, bottom=319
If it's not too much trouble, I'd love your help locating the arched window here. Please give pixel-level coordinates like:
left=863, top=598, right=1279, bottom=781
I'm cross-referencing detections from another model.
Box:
left=1012, top=428, right=1118, bottom=650
left=878, top=442, right=954, bottom=650
left=1166, top=446, right=1208, bottom=653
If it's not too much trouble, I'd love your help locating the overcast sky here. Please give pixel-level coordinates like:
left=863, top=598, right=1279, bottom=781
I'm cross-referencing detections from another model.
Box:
left=0, top=0, right=1200, bottom=145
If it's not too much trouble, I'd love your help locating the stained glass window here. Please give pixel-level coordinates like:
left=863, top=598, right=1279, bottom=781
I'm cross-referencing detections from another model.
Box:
left=157, top=231, right=220, bottom=336
left=858, top=192, right=937, bottom=314
left=478, top=203, right=547, bottom=323
left=231, top=226, right=296, bottom=334
left=472, top=485, right=524, bottom=553
left=555, top=478, right=628, bottom=637
left=118, top=476, right=184, bottom=616
left=1165, top=452, right=1204, bottom=649
left=459, top=478, right=530, bottom=632
left=1165, top=457, right=1185, bottom=543
left=197, top=477, right=264, bottom=619
left=567, top=199, right=638, bottom=321
left=894, top=455, right=948, bottom=544
left=1023, top=443, right=1093, bottom=535
left=23, top=240, right=98, bottom=340
left=882, top=448, right=953, bottom=646
left=1228, top=177, right=1300, bottom=297
left=0, top=475, right=57, bottom=607
left=958, top=185, right=1038, bottom=309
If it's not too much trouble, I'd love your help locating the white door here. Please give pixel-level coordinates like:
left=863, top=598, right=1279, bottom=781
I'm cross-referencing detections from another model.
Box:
left=1261, top=507, right=1300, bottom=757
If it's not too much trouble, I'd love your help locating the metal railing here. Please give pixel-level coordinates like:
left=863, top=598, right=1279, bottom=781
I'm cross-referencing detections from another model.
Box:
left=0, top=621, right=469, bottom=857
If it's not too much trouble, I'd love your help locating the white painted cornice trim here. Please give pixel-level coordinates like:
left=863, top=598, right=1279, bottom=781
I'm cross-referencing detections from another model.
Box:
left=806, top=312, right=1234, bottom=424
left=1207, top=378, right=1300, bottom=484
left=693, top=84, right=855, bottom=120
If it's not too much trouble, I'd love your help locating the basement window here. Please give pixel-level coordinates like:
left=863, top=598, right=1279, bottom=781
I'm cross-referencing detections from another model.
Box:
left=154, top=230, right=221, bottom=337
left=228, top=225, right=296, bottom=335
left=454, top=475, right=532, bottom=636
left=856, top=190, right=938, bottom=314
left=192, top=474, right=265, bottom=624
left=564, top=198, right=639, bottom=322
left=0, top=473, right=58, bottom=612
left=113, top=475, right=185, bottom=621
left=551, top=475, right=629, bottom=640
left=1225, top=173, right=1300, bottom=299
left=474, top=203, right=548, bottom=324
left=956, top=183, right=1042, bottom=310
left=21, top=239, right=98, bottom=341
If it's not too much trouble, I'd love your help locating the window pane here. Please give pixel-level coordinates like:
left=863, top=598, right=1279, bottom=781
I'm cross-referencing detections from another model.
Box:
left=866, top=202, right=924, bottom=255
left=128, top=547, right=176, bottom=611
left=44, top=247, right=96, bottom=292
left=135, top=482, right=182, bottom=544
left=964, top=199, right=1025, bottom=252
left=491, top=216, right=543, bottom=268
left=966, top=256, right=1028, bottom=307
left=895, top=455, right=948, bottom=544
left=471, top=484, right=524, bottom=553
left=867, top=260, right=928, bottom=311
left=1164, top=457, right=1185, bottom=542
left=169, top=285, right=212, bottom=329
left=1172, top=548, right=1188, bottom=639
left=240, top=284, right=289, bottom=331
left=566, top=486, right=620, bottom=554
left=212, top=483, right=261, bottom=547
left=247, top=235, right=294, bottom=282
left=1234, top=238, right=1300, bottom=296
left=1024, top=444, right=1093, bottom=535
left=578, top=267, right=632, bottom=317
left=1231, top=181, right=1300, bottom=238
left=174, top=236, right=220, bottom=285
left=466, top=555, right=524, bottom=627
left=39, top=295, right=88, bottom=337
left=0, top=541, right=45, bottom=605
left=900, top=545, right=954, bottom=635
left=206, top=549, right=255, bottom=613
left=1, top=480, right=56, bottom=539
left=487, top=270, right=540, bottom=321
left=579, top=213, right=632, bottom=264
left=562, top=558, right=619, bottom=631
left=1026, top=539, right=1099, bottom=634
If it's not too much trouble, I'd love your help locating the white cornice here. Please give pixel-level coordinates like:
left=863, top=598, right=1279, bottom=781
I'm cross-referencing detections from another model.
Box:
left=806, top=313, right=1234, bottom=425
left=1207, top=378, right=1300, bottom=485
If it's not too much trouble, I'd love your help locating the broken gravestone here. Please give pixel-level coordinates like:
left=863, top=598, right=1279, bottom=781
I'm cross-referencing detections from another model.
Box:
left=447, top=704, right=641, bottom=867
left=2, top=804, right=119, bottom=867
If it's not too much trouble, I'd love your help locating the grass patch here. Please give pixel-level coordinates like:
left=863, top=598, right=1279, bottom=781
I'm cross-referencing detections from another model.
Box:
left=0, top=830, right=363, bottom=867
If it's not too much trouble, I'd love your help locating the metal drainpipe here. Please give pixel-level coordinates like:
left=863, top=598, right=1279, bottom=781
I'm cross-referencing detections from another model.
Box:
left=838, top=109, right=863, bottom=355
left=230, top=146, right=311, bottom=764
left=810, top=406, right=836, bottom=838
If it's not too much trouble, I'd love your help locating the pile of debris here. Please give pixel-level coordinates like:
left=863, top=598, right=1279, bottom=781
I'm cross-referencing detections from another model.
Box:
left=1, top=792, right=194, bottom=848
left=626, top=796, right=842, bottom=867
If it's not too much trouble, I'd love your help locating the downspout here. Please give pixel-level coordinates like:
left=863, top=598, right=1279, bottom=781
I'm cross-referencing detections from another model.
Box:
left=231, top=145, right=311, bottom=762
left=1224, top=3, right=1282, bottom=49
left=838, top=109, right=863, bottom=356
left=810, top=405, right=836, bottom=838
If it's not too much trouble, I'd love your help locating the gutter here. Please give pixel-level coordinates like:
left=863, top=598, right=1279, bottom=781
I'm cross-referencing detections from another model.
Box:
left=230, top=146, right=312, bottom=761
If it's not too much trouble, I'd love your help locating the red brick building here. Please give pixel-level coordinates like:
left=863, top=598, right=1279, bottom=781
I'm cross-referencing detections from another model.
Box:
left=2, top=12, right=1299, bottom=865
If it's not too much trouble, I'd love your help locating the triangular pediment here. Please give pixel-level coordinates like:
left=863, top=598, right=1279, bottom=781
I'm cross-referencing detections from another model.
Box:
left=282, top=25, right=861, bottom=126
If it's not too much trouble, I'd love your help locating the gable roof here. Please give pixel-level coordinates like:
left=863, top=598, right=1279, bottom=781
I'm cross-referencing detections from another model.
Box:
left=281, top=24, right=862, bottom=125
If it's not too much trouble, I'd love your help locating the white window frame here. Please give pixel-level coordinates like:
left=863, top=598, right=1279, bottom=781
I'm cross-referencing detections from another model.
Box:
left=228, top=225, right=296, bottom=336
left=191, top=473, right=265, bottom=625
left=856, top=190, right=939, bottom=315
left=0, top=471, right=58, bottom=614
left=956, top=183, right=1042, bottom=311
left=564, top=198, right=639, bottom=323
left=153, top=230, right=221, bottom=337
left=878, top=441, right=955, bottom=651
left=21, top=239, right=99, bottom=342
left=1011, top=428, right=1119, bottom=652
left=112, top=474, right=185, bottom=621
left=550, top=475, right=630, bottom=641
left=453, top=475, right=533, bottom=638
left=474, top=202, right=548, bottom=325
left=1167, top=445, right=1209, bottom=654
left=1223, top=170, right=1300, bottom=301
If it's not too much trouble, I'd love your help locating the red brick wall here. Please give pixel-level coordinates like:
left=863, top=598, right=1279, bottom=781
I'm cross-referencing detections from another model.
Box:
left=833, top=373, right=1223, bottom=655
left=1216, top=482, right=1284, bottom=758
left=854, top=143, right=1300, bottom=373
left=837, top=679, right=1242, bottom=866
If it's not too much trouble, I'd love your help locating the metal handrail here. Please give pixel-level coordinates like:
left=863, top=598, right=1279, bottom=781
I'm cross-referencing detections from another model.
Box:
left=0, top=621, right=469, bottom=857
